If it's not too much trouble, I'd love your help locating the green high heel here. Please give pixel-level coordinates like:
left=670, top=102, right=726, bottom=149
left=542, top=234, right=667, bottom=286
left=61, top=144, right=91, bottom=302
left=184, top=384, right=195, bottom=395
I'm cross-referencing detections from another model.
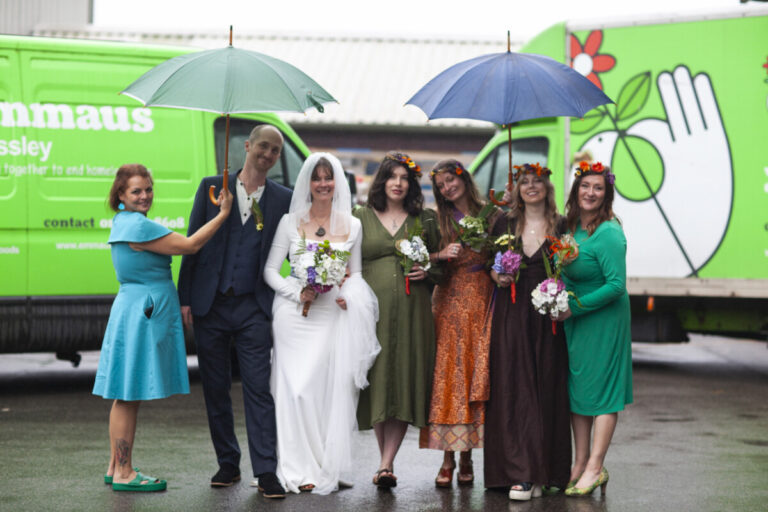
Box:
left=564, top=468, right=608, bottom=497
left=565, top=473, right=582, bottom=490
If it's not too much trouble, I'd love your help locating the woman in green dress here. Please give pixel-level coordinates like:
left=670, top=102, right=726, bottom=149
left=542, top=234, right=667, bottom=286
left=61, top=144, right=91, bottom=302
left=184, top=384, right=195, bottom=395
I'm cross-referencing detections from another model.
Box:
left=556, top=161, right=632, bottom=497
left=354, top=152, right=441, bottom=488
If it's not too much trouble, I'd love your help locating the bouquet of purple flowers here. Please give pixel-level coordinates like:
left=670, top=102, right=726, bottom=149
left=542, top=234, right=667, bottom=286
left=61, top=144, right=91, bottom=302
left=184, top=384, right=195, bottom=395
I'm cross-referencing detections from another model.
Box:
left=491, top=231, right=524, bottom=303
left=291, top=238, right=350, bottom=317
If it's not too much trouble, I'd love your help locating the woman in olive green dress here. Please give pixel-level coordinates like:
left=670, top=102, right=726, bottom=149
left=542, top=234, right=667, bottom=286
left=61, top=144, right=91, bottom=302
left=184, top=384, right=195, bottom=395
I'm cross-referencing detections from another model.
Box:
left=556, top=162, right=632, bottom=497
left=354, top=152, right=441, bottom=488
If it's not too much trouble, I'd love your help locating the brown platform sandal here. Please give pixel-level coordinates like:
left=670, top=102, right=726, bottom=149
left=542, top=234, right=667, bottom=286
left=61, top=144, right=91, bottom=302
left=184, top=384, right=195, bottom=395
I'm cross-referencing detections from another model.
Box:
left=298, top=483, right=315, bottom=492
left=457, top=459, right=474, bottom=485
left=435, top=463, right=456, bottom=488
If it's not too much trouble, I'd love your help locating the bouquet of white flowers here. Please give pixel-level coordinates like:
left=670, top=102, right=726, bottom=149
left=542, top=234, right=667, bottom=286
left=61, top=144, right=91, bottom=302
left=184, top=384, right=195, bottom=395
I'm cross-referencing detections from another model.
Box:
left=291, top=238, right=350, bottom=316
left=531, top=234, right=580, bottom=334
left=450, top=203, right=495, bottom=252
left=394, top=217, right=431, bottom=295
left=531, top=277, right=570, bottom=315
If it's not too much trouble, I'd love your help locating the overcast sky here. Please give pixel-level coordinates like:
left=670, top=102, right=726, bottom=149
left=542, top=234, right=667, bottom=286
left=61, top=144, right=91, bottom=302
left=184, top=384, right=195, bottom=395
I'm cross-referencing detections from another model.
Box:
left=94, top=0, right=747, bottom=41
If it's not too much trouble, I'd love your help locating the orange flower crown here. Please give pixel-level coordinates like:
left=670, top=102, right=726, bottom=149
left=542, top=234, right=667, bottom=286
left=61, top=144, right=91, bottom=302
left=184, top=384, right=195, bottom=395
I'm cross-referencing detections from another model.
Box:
left=385, top=154, right=421, bottom=178
left=574, top=161, right=615, bottom=185
left=513, top=162, right=552, bottom=181
left=430, top=161, right=465, bottom=177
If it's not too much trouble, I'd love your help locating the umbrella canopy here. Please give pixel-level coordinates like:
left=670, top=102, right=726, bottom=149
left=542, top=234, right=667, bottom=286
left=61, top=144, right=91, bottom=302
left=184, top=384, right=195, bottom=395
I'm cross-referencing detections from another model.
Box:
left=406, top=51, right=612, bottom=125
left=120, top=28, right=336, bottom=205
left=121, top=45, right=336, bottom=115
left=406, top=46, right=612, bottom=205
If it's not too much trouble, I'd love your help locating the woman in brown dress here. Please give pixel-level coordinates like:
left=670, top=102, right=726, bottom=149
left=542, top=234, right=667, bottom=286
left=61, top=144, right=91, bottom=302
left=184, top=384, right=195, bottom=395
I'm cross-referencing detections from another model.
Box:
left=484, top=163, right=571, bottom=500
left=420, top=159, right=499, bottom=487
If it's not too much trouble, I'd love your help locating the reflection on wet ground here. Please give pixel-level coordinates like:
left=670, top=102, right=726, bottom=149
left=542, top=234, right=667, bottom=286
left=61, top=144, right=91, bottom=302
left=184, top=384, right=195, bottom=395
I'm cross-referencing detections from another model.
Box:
left=1, top=335, right=766, bottom=511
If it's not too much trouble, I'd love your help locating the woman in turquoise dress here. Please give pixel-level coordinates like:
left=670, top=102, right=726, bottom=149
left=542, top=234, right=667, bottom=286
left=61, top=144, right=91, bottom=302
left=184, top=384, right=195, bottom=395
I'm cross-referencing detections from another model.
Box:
left=556, top=161, right=632, bottom=497
left=94, top=164, right=232, bottom=491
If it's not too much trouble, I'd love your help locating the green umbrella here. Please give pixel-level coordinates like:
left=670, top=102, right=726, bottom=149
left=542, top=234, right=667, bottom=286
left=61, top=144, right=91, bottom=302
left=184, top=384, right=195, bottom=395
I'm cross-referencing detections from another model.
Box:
left=121, top=27, right=336, bottom=203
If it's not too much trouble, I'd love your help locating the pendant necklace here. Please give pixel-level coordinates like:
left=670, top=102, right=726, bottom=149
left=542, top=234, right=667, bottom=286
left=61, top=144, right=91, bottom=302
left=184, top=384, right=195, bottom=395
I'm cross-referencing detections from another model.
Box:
left=313, top=213, right=330, bottom=237
left=389, top=211, right=405, bottom=231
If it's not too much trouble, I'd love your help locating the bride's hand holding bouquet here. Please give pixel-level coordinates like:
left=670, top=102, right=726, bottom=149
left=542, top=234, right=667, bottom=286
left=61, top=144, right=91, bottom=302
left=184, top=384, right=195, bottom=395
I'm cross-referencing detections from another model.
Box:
left=291, top=237, right=350, bottom=316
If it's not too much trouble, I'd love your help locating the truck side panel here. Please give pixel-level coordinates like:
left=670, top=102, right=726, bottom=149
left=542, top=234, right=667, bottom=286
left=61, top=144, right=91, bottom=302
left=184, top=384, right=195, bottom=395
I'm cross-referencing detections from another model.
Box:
left=568, top=15, right=768, bottom=280
left=0, top=47, right=28, bottom=296
left=18, top=48, right=211, bottom=296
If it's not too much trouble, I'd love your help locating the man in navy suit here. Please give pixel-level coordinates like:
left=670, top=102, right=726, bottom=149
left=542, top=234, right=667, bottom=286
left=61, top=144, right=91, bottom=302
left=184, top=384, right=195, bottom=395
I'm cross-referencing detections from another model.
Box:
left=178, top=124, right=291, bottom=498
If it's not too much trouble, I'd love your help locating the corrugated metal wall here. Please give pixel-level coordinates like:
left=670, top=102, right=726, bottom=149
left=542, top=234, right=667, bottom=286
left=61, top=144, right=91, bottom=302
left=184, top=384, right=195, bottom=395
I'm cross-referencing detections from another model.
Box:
left=0, top=0, right=91, bottom=35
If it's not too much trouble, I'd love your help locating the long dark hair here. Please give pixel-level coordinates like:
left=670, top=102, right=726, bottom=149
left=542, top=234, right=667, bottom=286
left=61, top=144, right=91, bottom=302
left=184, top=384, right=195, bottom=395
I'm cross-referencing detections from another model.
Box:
left=565, top=170, right=616, bottom=235
left=508, top=173, right=560, bottom=239
left=108, top=164, right=152, bottom=212
left=430, top=159, right=484, bottom=248
left=367, top=151, right=424, bottom=216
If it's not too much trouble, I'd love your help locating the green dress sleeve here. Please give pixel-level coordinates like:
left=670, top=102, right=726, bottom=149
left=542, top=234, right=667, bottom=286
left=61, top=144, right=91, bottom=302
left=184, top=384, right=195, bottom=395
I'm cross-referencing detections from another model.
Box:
left=421, top=208, right=443, bottom=284
left=569, top=222, right=627, bottom=317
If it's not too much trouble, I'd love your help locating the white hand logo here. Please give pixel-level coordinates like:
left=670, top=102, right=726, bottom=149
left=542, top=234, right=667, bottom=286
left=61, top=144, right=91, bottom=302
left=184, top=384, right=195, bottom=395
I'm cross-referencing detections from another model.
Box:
left=580, top=66, right=733, bottom=277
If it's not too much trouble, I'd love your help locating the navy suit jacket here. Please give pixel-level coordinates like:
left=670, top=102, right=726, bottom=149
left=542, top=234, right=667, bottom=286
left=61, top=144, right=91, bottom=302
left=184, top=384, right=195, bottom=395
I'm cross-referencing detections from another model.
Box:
left=177, top=170, right=292, bottom=319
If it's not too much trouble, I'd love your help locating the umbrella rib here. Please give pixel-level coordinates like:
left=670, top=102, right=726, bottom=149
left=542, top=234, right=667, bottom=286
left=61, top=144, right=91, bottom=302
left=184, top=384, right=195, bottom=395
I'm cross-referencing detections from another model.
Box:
left=147, top=50, right=222, bottom=108
left=252, top=54, right=315, bottom=113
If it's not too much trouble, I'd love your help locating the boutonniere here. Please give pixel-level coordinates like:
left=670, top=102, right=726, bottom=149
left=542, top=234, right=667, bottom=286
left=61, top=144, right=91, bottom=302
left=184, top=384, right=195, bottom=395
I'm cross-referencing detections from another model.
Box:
left=251, top=201, right=264, bottom=231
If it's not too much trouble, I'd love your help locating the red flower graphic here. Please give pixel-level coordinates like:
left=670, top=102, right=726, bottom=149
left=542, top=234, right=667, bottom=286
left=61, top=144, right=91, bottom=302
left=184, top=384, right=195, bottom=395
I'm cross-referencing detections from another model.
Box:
left=763, top=56, right=768, bottom=75
left=570, top=31, right=616, bottom=90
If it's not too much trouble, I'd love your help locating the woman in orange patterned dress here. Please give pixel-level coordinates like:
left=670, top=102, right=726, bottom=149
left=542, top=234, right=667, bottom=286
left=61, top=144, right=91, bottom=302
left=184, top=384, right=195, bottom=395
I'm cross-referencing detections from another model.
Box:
left=420, top=159, right=499, bottom=487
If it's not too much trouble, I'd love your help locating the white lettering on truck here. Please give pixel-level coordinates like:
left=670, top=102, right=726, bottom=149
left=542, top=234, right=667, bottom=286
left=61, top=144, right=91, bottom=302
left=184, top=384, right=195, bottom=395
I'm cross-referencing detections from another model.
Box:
left=0, top=102, right=154, bottom=133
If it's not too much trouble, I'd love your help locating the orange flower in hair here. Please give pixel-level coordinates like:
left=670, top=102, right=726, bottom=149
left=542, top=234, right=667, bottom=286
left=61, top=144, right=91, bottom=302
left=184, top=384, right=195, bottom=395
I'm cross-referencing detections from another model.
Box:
left=579, top=161, right=591, bottom=171
left=385, top=154, right=422, bottom=177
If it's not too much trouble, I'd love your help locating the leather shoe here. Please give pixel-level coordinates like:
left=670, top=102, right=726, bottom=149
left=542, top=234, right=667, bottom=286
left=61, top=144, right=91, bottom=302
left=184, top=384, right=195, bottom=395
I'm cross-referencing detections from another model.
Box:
left=211, top=464, right=241, bottom=487
left=257, top=472, right=286, bottom=499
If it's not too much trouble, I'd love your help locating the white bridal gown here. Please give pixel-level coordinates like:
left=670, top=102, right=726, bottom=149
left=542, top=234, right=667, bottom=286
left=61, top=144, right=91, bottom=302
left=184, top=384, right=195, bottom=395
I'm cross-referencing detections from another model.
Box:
left=263, top=213, right=380, bottom=495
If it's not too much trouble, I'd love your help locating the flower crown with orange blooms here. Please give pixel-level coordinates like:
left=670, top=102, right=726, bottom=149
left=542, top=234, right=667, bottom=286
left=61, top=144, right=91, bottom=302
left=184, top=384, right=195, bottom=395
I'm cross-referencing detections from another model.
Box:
left=430, top=161, right=465, bottom=177
left=574, top=161, right=616, bottom=185
left=513, top=162, right=552, bottom=181
left=385, top=154, right=421, bottom=178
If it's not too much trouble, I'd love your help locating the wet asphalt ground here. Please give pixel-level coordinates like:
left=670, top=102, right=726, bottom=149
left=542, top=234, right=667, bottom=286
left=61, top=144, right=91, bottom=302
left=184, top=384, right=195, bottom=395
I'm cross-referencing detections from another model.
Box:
left=0, top=334, right=767, bottom=512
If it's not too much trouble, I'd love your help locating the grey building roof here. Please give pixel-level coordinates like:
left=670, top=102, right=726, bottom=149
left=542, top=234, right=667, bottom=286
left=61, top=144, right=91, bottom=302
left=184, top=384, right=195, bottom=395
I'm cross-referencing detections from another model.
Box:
left=32, top=25, right=523, bottom=131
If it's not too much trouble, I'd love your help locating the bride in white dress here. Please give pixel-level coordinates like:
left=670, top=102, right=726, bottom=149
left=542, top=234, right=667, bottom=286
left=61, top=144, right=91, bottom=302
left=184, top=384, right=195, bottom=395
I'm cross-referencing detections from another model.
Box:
left=263, top=152, right=380, bottom=495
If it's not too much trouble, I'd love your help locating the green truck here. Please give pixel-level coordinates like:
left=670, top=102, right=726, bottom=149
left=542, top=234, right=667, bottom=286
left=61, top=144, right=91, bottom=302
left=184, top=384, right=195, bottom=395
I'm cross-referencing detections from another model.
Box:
left=0, top=35, right=310, bottom=360
left=470, top=6, right=768, bottom=340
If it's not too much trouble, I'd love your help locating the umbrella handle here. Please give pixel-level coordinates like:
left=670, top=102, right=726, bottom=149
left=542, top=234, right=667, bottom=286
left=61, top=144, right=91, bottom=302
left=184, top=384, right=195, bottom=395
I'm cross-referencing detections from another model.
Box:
left=488, top=188, right=509, bottom=206
left=208, top=169, right=229, bottom=206
left=208, top=185, right=219, bottom=206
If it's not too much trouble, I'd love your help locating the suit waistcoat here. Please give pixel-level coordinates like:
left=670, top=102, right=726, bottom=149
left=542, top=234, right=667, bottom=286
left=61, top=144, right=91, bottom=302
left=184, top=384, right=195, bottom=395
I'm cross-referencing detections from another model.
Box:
left=218, top=196, right=265, bottom=295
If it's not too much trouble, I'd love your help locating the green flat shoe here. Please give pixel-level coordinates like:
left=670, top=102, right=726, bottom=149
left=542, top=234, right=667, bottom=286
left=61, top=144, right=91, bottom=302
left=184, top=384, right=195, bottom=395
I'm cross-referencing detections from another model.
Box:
left=112, top=471, right=166, bottom=492
left=104, top=467, right=139, bottom=484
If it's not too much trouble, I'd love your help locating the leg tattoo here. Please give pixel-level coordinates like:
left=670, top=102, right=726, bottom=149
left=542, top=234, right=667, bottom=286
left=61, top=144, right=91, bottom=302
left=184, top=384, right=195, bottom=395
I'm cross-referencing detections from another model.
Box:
left=116, top=439, right=131, bottom=468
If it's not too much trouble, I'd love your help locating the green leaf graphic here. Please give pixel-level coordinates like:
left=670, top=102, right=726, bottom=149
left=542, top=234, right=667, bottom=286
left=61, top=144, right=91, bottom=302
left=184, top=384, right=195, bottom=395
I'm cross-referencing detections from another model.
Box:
left=571, top=108, right=606, bottom=134
left=615, top=72, right=651, bottom=122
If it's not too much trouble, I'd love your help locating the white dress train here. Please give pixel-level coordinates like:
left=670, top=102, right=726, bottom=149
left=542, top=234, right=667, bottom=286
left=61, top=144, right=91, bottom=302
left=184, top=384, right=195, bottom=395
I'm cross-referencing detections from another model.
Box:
left=263, top=213, right=380, bottom=495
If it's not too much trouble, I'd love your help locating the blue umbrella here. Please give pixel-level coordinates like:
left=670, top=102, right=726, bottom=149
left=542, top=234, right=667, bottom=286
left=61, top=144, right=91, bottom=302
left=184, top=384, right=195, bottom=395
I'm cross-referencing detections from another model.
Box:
left=406, top=36, right=612, bottom=203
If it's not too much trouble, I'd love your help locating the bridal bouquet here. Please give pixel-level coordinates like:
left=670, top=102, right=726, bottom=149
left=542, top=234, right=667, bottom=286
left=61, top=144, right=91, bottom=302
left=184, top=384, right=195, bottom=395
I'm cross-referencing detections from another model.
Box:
left=450, top=203, right=496, bottom=252
left=531, top=234, right=580, bottom=333
left=291, top=237, right=350, bottom=317
left=395, top=218, right=431, bottom=296
left=491, top=230, right=524, bottom=303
